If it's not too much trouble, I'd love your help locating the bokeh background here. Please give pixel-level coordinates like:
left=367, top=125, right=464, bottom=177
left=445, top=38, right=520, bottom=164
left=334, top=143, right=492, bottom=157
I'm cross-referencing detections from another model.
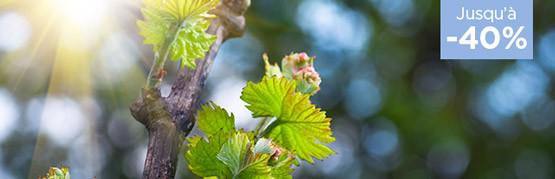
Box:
left=1, top=0, right=555, bottom=178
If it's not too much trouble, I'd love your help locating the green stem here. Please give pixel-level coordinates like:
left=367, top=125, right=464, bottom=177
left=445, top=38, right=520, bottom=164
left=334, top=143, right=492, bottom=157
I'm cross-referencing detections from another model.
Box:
left=145, top=25, right=181, bottom=90
left=254, top=117, right=270, bottom=139
left=258, top=120, right=278, bottom=140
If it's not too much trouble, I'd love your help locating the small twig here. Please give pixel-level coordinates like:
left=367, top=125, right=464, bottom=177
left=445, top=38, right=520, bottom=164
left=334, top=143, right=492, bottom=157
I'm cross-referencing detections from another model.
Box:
left=144, top=25, right=180, bottom=90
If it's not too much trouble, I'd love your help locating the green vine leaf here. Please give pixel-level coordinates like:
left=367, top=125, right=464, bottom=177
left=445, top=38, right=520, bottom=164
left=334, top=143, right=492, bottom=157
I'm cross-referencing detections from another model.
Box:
left=137, top=0, right=218, bottom=69
left=197, top=102, right=236, bottom=136
left=216, top=132, right=251, bottom=175
left=235, top=154, right=272, bottom=179
left=240, top=76, right=335, bottom=163
left=217, top=132, right=274, bottom=178
left=185, top=132, right=232, bottom=178
left=269, top=154, right=295, bottom=179
left=240, top=76, right=294, bottom=118
left=188, top=131, right=294, bottom=179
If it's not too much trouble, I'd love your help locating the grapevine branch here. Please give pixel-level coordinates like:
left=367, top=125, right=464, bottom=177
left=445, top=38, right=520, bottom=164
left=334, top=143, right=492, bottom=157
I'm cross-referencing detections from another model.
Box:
left=129, top=0, right=249, bottom=178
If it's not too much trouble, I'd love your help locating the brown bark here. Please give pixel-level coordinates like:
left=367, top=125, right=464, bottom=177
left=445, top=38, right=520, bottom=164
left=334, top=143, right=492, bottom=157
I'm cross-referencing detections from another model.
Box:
left=129, top=1, right=250, bottom=178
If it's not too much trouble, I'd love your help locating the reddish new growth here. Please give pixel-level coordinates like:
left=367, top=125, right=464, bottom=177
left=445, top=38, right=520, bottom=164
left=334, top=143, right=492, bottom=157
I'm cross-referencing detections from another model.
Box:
left=282, top=52, right=321, bottom=95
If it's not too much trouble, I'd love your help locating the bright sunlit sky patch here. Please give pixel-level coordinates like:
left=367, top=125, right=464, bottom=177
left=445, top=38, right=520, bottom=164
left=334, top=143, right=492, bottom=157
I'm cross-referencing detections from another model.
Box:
left=209, top=77, right=253, bottom=130
left=0, top=12, right=31, bottom=52
left=40, top=97, right=86, bottom=146
left=48, top=0, right=109, bottom=30
left=97, top=31, right=141, bottom=84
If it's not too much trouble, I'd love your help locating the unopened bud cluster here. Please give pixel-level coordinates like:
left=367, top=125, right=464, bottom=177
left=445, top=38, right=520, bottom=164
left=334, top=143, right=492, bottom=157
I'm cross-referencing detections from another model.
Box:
left=264, top=52, right=321, bottom=95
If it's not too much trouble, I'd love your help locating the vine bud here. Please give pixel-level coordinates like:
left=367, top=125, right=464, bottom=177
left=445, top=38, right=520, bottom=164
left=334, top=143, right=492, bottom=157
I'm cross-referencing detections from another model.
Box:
left=281, top=52, right=321, bottom=95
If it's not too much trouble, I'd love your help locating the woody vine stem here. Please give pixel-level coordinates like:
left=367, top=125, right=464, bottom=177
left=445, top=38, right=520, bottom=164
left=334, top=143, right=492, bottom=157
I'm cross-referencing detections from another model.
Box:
left=130, top=0, right=249, bottom=178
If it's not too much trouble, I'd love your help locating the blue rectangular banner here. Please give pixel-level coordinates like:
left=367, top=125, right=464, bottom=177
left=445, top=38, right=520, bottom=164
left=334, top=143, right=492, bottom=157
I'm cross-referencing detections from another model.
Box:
left=441, top=0, right=533, bottom=59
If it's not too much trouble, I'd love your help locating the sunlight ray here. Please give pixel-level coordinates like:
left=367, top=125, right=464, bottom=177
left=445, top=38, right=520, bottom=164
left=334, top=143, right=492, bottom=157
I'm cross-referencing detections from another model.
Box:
left=11, top=13, right=56, bottom=91
left=28, top=23, right=100, bottom=177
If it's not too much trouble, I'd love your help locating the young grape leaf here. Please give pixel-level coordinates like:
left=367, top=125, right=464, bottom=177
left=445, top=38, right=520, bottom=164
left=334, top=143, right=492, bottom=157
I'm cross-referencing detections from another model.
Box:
left=185, top=132, right=232, bottom=178
left=197, top=102, right=235, bottom=136
left=235, top=154, right=272, bottom=179
left=240, top=76, right=294, bottom=117
left=269, top=154, right=295, bottom=179
left=217, top=132, right=294, bottom=179
left=240, top=76, right=335, bottom=163
left=137, top=0, right=218, bottom=69
left=216, top=132, right=251, bottom=175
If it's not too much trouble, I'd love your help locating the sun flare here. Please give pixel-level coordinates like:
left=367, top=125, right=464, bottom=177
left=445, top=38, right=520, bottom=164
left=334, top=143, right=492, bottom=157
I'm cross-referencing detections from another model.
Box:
left=48, top=0, right=109, bottom=29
